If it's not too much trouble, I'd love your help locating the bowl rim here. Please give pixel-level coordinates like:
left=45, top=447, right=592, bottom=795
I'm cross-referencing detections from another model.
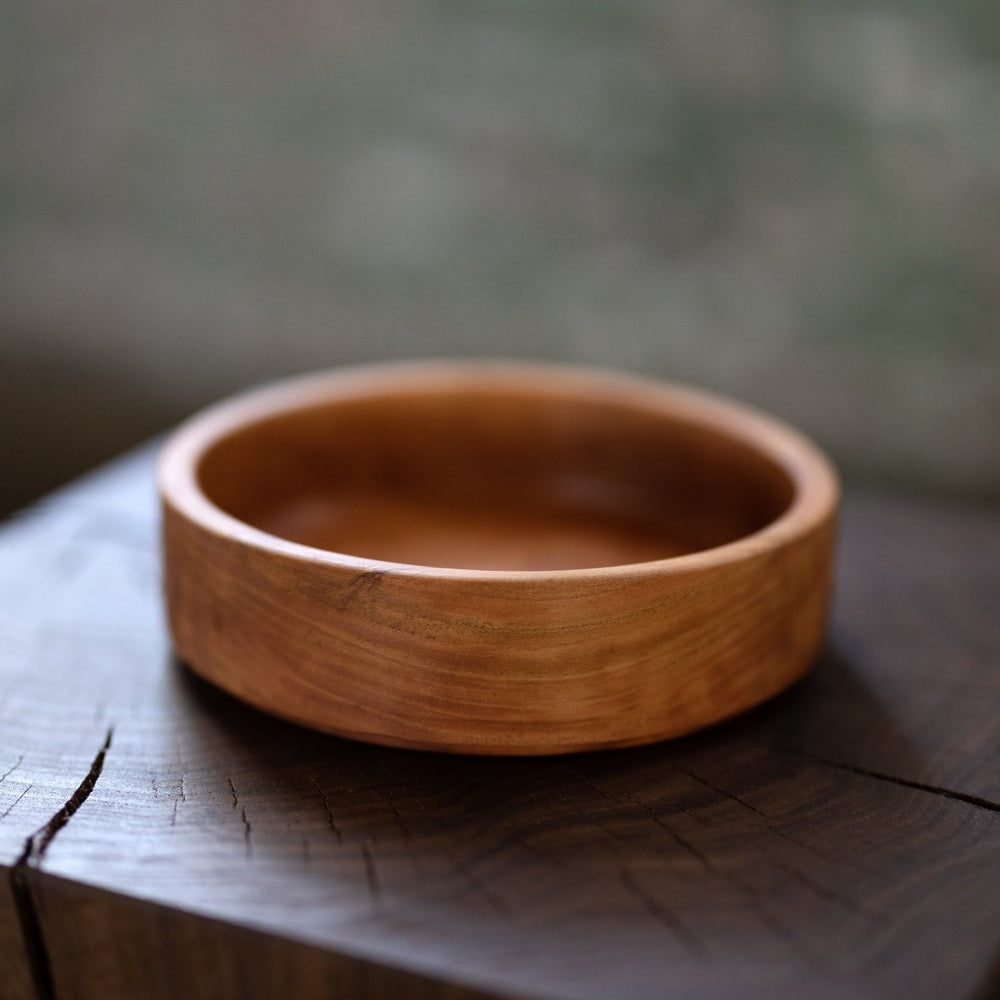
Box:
left=158, top=360, right=840, bottom=582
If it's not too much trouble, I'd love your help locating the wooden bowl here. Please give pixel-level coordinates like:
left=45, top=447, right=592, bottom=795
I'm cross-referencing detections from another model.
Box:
left=159, top=362, right=839, bottom=754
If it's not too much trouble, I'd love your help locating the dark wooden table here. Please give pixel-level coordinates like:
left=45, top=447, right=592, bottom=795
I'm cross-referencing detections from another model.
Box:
left=2, top=448, right=999, bottom=1000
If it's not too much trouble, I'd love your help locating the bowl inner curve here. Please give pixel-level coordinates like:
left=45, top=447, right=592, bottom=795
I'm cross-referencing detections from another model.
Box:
left=196, top=385, right=796, bottom=571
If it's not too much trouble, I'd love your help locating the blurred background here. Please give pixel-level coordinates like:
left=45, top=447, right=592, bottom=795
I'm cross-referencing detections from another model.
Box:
left=3, top=0, right=998, bottom=515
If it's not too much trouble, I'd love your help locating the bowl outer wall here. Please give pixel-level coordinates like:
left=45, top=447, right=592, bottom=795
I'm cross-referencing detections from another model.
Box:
left=159, top=362, right=839, bottom=754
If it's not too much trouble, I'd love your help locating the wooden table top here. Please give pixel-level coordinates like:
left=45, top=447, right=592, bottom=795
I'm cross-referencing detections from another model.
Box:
left=1, top=447, right=999, bottom=1000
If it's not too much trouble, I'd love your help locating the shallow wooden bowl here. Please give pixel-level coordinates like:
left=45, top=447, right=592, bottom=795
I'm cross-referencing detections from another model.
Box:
left=159, top=362, right=839, bottom=755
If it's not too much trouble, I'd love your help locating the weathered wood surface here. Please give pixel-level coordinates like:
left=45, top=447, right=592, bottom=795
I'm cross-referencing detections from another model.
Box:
left=1, top=447, right=999, bottom=1000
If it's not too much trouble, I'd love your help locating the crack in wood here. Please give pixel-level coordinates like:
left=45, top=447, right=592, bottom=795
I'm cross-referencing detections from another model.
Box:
left=16, top=728, right=113, bottom=866
left=372, top=784, right=411, bottom=842
left=309, top=774, right=344, bottom=843
left=1, top=754, right=24, bottom=783
left=619, top=866, right=704, bottom=954
left=7, top=727, right=114, bottom=1000
left=170, top=771, right=187, bottom=828
left=776, top=747, right=1000, bottom=813
left=361, top=840, right=382, bottom=912
left=674, top=765, right=767, bottom=818
left=241, top=806, right=253, bottom=858
left=452, top=856, right=510, bottom=917
left=0, top=784, right=33, bottom=821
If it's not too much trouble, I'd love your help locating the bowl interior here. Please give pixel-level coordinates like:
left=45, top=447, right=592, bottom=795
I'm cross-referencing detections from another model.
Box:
left=196, top=384, right=795, bottom=571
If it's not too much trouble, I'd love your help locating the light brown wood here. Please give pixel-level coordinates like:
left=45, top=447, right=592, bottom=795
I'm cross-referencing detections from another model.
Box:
left=158, top=361, right=839, bottom=754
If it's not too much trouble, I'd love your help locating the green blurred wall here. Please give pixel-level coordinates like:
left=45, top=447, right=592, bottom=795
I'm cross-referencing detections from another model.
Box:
left=2, top=0, right=998, bottom=512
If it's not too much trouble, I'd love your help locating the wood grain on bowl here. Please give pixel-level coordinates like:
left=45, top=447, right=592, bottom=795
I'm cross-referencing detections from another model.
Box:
left=159, top=362, right=839, bottom=754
